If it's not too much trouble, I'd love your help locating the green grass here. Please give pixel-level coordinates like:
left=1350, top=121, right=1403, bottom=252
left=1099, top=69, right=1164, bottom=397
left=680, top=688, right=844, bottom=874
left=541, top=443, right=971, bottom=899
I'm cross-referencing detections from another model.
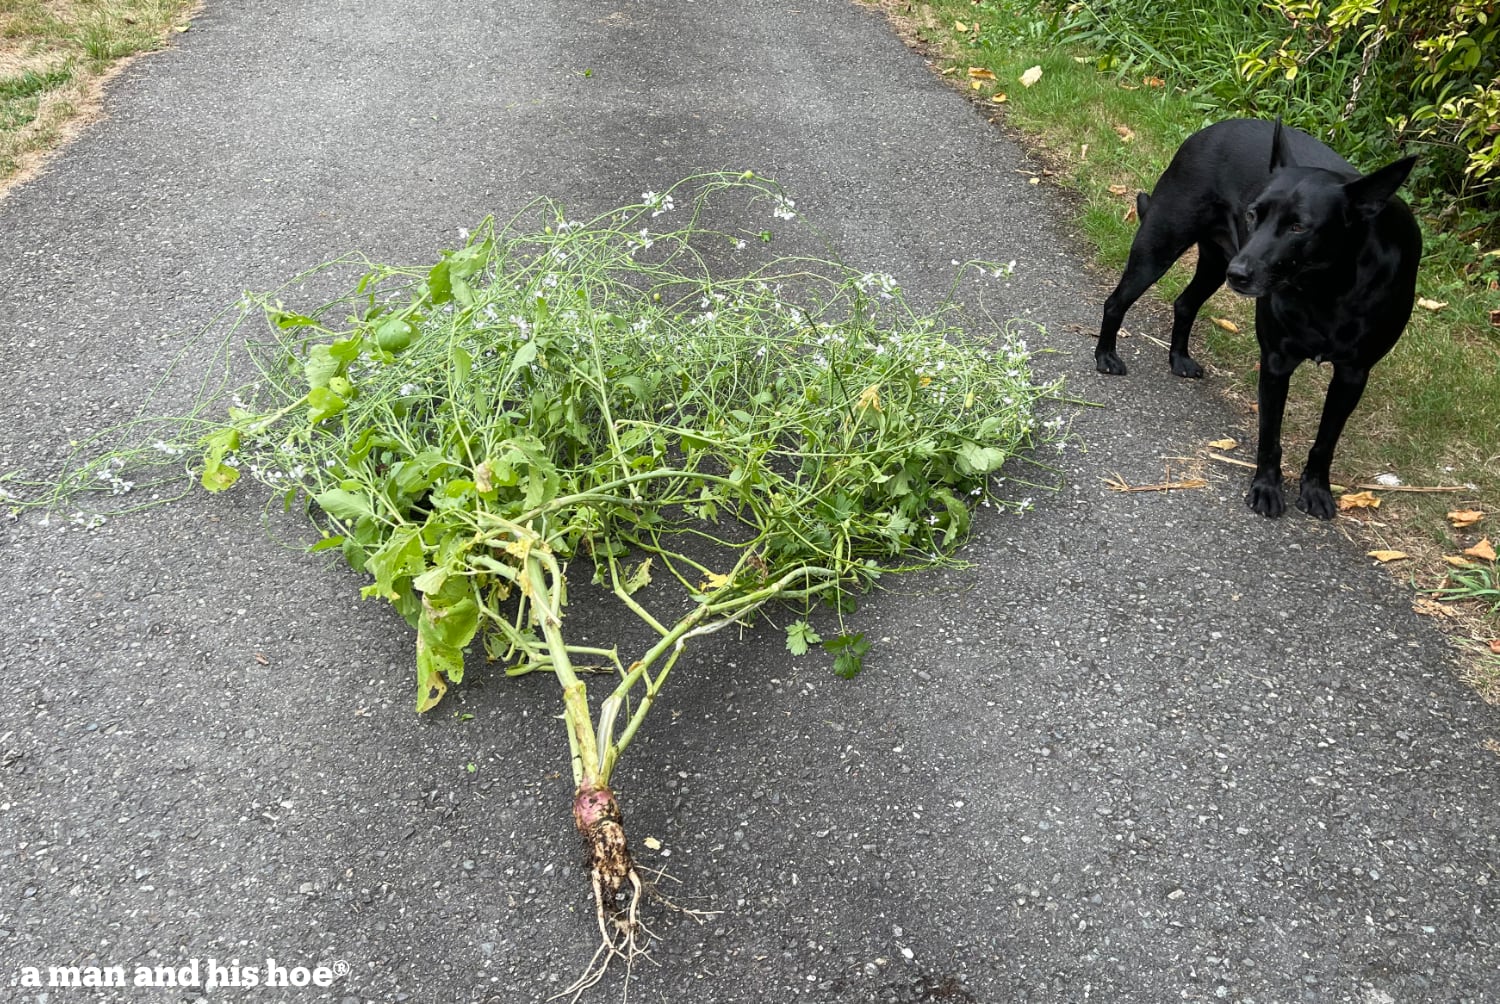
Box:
left=876, top=0, right=1500, bottom=643
left=0, top=0, right=196, bottom=192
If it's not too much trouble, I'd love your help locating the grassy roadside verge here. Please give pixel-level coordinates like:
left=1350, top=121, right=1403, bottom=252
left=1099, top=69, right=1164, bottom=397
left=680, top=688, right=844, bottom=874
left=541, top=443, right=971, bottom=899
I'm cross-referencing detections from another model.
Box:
left=0, top=0, right=196, bottom=197
left=868, top=0, right=1500, bottom=699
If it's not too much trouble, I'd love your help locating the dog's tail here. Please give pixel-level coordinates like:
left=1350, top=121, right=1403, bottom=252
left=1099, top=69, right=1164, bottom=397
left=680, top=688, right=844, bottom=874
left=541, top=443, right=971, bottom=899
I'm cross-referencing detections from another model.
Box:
left=1135, top=192, right=1150, bottom=222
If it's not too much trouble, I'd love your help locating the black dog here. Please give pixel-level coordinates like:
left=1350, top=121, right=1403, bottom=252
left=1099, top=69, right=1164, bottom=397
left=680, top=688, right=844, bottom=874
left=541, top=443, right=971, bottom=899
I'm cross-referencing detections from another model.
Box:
left=1094, top=118, right=1420, bottom=518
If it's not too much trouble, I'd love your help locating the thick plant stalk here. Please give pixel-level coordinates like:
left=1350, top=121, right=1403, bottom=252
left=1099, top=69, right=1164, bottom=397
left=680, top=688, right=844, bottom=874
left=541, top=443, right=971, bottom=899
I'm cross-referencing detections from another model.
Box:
left=523, top=550, right=641, bottom=940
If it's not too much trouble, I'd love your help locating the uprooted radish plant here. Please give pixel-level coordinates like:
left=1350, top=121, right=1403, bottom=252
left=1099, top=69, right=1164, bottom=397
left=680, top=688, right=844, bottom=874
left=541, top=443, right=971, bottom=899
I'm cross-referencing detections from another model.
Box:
left=19, top=173, right=1051, bottom=985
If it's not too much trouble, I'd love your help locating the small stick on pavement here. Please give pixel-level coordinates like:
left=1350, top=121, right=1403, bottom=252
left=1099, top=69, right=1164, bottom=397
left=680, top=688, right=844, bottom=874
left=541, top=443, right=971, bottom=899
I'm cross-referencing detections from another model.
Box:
left=1352, top=483, right=1466, bottom=493
left=1207, top=452, right=1256, bottom=470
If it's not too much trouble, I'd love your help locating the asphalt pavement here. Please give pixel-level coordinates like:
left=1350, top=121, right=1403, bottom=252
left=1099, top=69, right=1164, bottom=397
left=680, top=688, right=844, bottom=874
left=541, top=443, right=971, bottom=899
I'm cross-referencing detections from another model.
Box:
left=2, top=2, right=1497, bottom=1002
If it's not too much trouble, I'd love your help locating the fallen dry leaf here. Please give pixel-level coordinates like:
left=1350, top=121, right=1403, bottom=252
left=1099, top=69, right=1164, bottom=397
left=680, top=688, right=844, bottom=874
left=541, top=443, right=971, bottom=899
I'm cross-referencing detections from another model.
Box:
left=1417, top=297, right=1448, bottom=311
left=1489, top=308, right=1500, bottom=328
left=1123, top=203, right=1137, bottom=223
left=1448, top=509, right=1486, bottom=528
left=971, top=79, right=983, bottom=90
left=1210, top=317, right=1240, bottom=333
left=1208, top=437, right=1238, bottom=450
left=990, top=92, right=1008, bottom=104
left=1412, top=596, right=1459, bottom=619
left=1463, top=538, right=1497, bottom=561
left=1108, top=183, right=1130, bottom=196
left=1114, top=124, right=1136, bottom=142
left=1337, top=490, right=1381, bottom=511
left=1444, top=555, right=1477, bottom=568
left=954, top=20, right=969, bottom=31
left=968, top=67, right=996, bottom=80
left=1020, top=65, right=1043, bottom=87
left=1367, top=550, right=1409, bottom=563
left=1144, top=75, right=1165, bottom=88
left=643, top=836, right=662, bottom=850
left=1490, top=639, right=1500, bottom=655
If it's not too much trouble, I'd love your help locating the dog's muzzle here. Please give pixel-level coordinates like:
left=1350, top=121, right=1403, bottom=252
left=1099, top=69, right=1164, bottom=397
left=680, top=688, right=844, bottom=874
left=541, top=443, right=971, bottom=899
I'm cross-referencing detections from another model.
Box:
left=1225, top=258, right=1266, bottom=297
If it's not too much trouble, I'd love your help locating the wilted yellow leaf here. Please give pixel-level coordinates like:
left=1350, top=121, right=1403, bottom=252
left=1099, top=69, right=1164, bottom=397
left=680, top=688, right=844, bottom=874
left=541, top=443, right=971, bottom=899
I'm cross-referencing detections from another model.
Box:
left=990, top=92, right=1008, bottom=104
left=1417, top=297, right=1448, bottom=311
left=643, top=836, right=662, bottom=850
left=1211, top=317, right=1240, bottom=333
left=1443, top=555, right=1477, bottom=568
left=1019, top=65, right=1043, bottom=87
left=1463, top=538, right=1497, bottom=561
left=1114, top=124, right=1135, bottom=142
left=1108, top=184, right=1130, bottom=196
left=968, top=67, right=996, bottom=80
left=1208, top=437, right=1238, bottom=450
left=1367, top=550, right=1409, bottom=563
left=1447, top=509, right=1486, bottom=528
left=1143, top=75, right=1165, bottom=88
left=699, top=570, right=733, bottom=590
left=854, top=382, right=883, bottom=415
left=1337, top=490, right=1381, bottom=511
left=954, top=20, right=969, bottom=31
left=971, top=79, right=983, bottom=90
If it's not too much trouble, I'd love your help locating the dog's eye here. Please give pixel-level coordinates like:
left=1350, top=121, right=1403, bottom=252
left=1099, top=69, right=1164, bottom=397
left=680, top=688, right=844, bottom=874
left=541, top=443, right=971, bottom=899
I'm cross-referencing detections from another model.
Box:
left=1289, top=222, right=1307, bottom=234
left=1245, top=209, right=1257, bottom=225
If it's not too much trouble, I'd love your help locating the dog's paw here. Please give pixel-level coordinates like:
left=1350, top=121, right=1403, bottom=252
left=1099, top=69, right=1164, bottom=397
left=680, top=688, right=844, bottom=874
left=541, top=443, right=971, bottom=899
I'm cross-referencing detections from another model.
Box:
left=1245, top=478, right=1286, bottom=518
left=1295, top=477, right=1337, bottom=520
left=1170, top=353, right=1205, bottom=379
left=1095, top=350, right=1128, bottom=376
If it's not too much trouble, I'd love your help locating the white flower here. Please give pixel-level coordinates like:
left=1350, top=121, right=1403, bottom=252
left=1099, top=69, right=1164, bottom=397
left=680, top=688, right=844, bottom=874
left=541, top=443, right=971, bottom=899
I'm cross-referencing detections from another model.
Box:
left=637, top=229, right=655, bottom=250
left=643, top=191, right=674, bottom=217
left=772, top=195, right=796, bottom=221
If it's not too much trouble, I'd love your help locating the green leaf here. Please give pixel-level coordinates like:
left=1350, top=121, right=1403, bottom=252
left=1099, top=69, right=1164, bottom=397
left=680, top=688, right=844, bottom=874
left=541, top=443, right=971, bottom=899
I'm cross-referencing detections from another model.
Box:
left=270, top=310, right=318, bottom=329
left=423, top=595, right=479, bottom=649
left=314, top=487, right=375, bottom=522
left=200, top=461, right=239, bottom=492
left=956, top=441, right=1007, bottom=476
left=198, top=427, right=241, bottom=493
left=307, top=386, right=348, bottom=423
left=304, top=344, right=340, bottom=390
left=364, top=525, right=425, bottom=599
left=505, top=340, right=538, bottom=383
left=452, top=345, right=473, bottom=385
left=785, top=619, right=822, bottom=656
left=823, top=631, right=870, bottom=679
left=427, top=259, right=453, bottom=305
left=309, top=535, right=346, bottom=553
left=376, top=318, right=414, bottom=352
left=412, top=564, right=449, bottom=594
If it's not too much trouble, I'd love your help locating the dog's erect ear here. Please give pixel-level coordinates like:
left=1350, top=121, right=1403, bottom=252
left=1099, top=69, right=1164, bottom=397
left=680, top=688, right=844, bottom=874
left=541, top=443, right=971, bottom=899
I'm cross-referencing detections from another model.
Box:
left=1269, top=117, right=1298, bottom=172
left=1344, top=155, right=1417, bottom=220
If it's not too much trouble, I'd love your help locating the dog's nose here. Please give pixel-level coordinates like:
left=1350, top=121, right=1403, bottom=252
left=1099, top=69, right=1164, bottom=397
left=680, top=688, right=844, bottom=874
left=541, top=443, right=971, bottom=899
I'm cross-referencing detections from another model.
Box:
left=1226, top=260, right=1253, bottom=286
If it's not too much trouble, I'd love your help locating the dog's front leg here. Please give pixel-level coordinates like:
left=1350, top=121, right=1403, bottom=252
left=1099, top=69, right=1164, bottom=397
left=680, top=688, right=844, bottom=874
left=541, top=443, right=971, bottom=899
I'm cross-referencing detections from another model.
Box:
left=1246, top=350, right=1295, bottom=518
left=1295, top=364, right=1370, bottom=519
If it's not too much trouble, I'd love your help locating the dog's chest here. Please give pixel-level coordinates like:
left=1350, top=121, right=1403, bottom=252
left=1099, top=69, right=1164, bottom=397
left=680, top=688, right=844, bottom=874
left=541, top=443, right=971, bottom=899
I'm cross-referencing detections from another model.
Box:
left=1265, top=296, right=1368, bottom=365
